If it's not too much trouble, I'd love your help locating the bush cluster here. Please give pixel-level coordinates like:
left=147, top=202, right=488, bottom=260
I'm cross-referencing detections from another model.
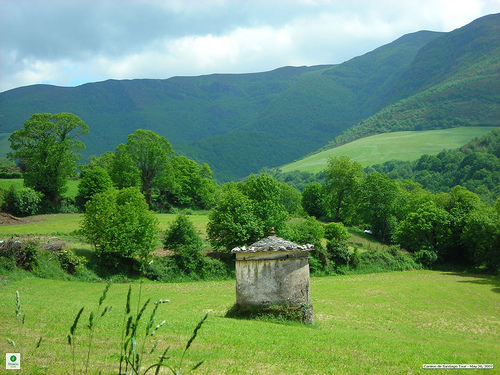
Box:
left=0, top=239, right=84, bottom=278
left=2, top=186, right=42, bottom=217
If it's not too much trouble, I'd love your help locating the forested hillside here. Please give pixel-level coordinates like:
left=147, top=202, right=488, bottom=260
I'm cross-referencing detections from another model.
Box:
left=270, top=129, right=500, bottom=206
left=369, top=129, right=500, bottom=204
left=0, top=13, right=498, bottom=181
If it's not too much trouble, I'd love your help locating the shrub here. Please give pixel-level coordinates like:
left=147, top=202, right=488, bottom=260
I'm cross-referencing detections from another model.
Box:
left=144, top=257, right=178, bottom=282
left=0, top=239, right=38, bottom=271
left=55, top=249, right=84, bottom=274
left=414, top=248, right=438, bottom=268
left=3, top=186, right=42, bottom=217
left=33, top=251, right=71, bottom=280
left=164, top=214, right=203, bottom=251
left=0, top=172, right=23, bottom=179
left=324, top=222, right=349, bottom=244
left=58, top=198, right=79, bottom=213
left=82, top=187, right=159, bottom=270
left=199, top=256, right=229, bottom=279
left=355, top=249, right=421, bottom=274
left=75, top=167, right=113, bottom=211
left=327, top=243, right=351, bottom=268
left=207, top=185, right=263, bottom=251
left=173, top=245, right=203, bottom=276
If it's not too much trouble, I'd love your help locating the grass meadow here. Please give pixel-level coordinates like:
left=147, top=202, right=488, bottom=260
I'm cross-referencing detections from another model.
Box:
left=0, top=213, right=208, bottom=237
left=280, top=127, right=500, bottom=174
left=0, top=179, right=80, bottom=198
left=0, top=271, right=498, bottom=374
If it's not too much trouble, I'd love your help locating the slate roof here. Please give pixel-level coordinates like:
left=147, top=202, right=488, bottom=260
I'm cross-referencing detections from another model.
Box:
left=231, top=235, right=314, bottom=253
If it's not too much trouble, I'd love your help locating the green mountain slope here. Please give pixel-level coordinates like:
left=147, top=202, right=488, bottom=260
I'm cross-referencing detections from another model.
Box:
left=329, top=13, right=500, bottom=148
left=177, top=30, right=442, bottom=180
left=0, top=31, right=440, bottom=181
left=0, top=13, right=498, bottom=181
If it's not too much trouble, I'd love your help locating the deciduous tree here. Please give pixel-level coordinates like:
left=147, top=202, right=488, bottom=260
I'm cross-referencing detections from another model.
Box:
left=324, top=156, right=363, bottom=222
left=8, top=113, right=88, bottom=207
left=207, top=184, right=263, bottom=251
left=114, top=130, right=174, bottom=205
left=240, top=174, right=289, bottom=235
left=357, top=172, right=399, bottom=243
left=301, top=182, right=327, bottom=219
left=82, top=187, right=158, bottom=268
left=76, top=166, right=114, bottom=211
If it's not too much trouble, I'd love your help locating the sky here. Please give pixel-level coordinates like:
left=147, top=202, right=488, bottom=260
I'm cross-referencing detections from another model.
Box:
left=1, top=0, right=499, bottom=93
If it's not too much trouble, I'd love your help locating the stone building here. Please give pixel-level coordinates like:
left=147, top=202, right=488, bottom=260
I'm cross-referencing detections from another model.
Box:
left=231, top=233, right=314, bottom=323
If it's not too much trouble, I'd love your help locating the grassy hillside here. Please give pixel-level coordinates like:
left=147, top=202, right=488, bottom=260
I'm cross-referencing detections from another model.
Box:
left=280, top=127, right=499, bottom=174
left=330, top=13, right=500, bottom=148
left=0, top=271, right=498, bottom=374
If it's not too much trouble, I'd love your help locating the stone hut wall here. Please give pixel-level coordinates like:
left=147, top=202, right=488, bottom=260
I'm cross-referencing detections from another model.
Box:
left=235, top=251, right=311, bottom=307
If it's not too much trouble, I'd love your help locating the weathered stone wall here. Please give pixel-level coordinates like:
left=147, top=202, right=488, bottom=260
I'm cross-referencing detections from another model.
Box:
left=235, top=253, right=311, bottom=307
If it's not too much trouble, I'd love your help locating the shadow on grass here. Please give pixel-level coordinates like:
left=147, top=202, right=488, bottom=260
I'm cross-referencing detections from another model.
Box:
left=442, top=272, right=500, bottom=294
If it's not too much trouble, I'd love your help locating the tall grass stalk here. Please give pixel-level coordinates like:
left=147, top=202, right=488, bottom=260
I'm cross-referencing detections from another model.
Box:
left=66, top=282, right=207, bottom=374
left=7, top=291, right=43, bottom=373
left=85, top=281, right=111, bottom=374
left=68, top=306, right=84, bottom=375
left=175, top=313, right=208, bottom=374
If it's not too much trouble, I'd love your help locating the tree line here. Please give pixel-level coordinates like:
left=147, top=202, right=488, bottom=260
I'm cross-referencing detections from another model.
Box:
left=1, top=113, right=499, bottom=279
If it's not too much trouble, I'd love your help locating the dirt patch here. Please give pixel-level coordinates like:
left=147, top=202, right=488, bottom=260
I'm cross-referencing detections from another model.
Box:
left=0, top=213, right=27, bottom=226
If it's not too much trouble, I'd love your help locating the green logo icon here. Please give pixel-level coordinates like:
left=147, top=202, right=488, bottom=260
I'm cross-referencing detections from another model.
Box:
left=9, top=355, right=17, bottom=362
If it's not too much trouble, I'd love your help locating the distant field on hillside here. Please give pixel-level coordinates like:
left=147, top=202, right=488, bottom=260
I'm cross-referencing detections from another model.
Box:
left=281, top=127, right=500, bottom=174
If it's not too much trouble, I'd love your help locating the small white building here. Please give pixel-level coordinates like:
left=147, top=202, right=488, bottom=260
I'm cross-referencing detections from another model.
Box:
left=231, top=233, right=314, bottom=323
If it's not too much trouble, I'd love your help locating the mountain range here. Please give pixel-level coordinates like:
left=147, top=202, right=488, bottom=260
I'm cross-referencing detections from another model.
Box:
left=0, top=13, right=498, bottom=182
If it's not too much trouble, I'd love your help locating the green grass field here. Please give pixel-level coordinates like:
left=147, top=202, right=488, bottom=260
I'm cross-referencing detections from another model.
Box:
left=0, top=179, right=80, bottom=198
left=0, top=213, right=209, bottom=239
left=0, top=271, right=498, bottom=374
left=281, top=127, right=500, bottom=174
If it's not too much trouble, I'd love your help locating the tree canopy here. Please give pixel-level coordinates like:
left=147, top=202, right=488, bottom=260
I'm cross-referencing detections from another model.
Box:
left=81, top=187, right=158, bottom=268
left=114, top=129, right=174, bottom=205
left=8, top=112, right=88, bottom=207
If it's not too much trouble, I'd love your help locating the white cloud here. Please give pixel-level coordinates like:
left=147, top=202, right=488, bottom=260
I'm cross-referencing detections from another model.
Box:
left=0, top=0, right=499, bottom=92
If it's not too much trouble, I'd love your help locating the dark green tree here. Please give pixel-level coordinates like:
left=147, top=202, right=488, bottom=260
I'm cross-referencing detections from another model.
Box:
left=8, top=113, right=88, bottom=207
left=461, top=204, right=500, bottom=272
left=75, top=167, right=114, bottom=211
left=436, top=185, right=482, bottom=262
left=207, top=184, right=263, bottom=251
left=301, top=182, right=327, bottom=218
left=114, top=130, right=174, bottom=205
left=357, top=172, right=399, bottom=243
left=395, top=201, right=450, bottom=253
left=324, top=156, right=363, bottom=222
